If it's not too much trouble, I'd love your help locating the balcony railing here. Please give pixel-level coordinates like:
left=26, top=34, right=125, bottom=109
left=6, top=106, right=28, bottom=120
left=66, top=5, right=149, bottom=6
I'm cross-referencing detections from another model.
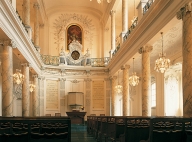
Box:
left=112, top=44, right=120, bottom=56
left=41, top=55, right=60, bottom=66
left=91, top=57, right=110, bottom=67
left=112, top=17, right=138, bottom=57
left=41, top=54, right=110, bottom=67
left=123, top=17, right=138, bottom=42
left=143, top=0, right=154, bottom=15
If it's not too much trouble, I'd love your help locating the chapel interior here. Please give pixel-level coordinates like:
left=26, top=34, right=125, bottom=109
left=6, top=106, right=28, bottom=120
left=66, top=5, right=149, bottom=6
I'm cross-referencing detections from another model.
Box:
left=0, top=0, right=192, bottom=121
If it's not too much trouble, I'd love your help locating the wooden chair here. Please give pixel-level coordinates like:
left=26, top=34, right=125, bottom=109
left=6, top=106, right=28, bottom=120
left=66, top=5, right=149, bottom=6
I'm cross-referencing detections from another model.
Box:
left=55, top=113, right=61, bottom=116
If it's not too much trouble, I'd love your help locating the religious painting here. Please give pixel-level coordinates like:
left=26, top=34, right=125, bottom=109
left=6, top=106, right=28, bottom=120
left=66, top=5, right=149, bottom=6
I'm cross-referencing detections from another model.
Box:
left=66, top=24, right=83, bottom=50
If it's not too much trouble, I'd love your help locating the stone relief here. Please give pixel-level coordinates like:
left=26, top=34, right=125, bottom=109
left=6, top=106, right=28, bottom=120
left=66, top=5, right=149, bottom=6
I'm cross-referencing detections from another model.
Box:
left=14, top=84, right=22, bottom=99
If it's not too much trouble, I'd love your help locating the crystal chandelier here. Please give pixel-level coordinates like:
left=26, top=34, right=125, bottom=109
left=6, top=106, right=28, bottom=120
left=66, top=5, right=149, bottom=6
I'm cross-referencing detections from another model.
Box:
left=90, top=0, right=111, bottom=4
left=115, top=71, right=123, bottom=94
left=129, top=58, right=139, bottom=86
left=154, top=32, right=170, bottom=73
left=13, top=69, right=24, bottom=85
left=29, top=81, right=35, bottom=92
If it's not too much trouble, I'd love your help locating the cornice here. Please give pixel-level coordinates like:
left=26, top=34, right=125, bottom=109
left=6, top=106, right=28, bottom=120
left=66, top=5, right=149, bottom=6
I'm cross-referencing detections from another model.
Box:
left=107, top=0, right=190, bottom=75
left=0, top=0, right=44, bottom=75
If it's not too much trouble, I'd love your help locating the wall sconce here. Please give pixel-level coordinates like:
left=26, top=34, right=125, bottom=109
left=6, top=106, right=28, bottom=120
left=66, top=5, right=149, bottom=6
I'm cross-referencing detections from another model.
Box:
left=13, top=69, right=24, bottom=84
left=29, top=81, right=35, bottom=92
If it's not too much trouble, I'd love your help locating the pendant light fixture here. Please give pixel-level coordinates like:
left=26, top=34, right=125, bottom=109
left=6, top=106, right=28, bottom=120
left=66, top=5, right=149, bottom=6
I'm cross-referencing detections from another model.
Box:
left=154, top=32, right=170, bottom=73
left=129, top=58, right=139, bottom=86
left=13, top=69, right=24, bottom=85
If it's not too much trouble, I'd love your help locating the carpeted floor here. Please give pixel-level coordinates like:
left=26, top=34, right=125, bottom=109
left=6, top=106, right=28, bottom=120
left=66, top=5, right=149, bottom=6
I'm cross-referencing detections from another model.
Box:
left=71, top=124, right=96, bottom=142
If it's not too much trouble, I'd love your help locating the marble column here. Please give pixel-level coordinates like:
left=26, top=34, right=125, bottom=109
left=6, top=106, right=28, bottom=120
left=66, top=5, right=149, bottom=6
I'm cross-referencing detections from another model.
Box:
left=23, top=0, right=32, bottom=39
left=111, top=76, right=117, bottom=116
left=121, top=65, right=130, bottom=116
left=120, top=0, right=128, bottom=44
left=34, top=3, right=40, bottom=52
left=33, top=75, right=39, bottom=116
left=139, top=45, right=153, bottom=116
left=1, top=40, right=15, bottom=117
left=22, top=63, right=30, bottom=116
left=110, top=10, right=116, bottom=58
left=177, top=2, right=192, bottom=117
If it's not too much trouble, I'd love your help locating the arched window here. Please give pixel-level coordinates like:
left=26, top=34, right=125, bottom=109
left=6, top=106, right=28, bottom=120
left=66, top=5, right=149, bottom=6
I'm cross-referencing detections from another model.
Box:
left=67, top=24, right=82, bottom=50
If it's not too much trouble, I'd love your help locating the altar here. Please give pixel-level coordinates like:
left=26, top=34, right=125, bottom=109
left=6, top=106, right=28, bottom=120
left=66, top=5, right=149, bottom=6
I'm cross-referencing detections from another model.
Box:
left=66, top=112, right=86, bottom=124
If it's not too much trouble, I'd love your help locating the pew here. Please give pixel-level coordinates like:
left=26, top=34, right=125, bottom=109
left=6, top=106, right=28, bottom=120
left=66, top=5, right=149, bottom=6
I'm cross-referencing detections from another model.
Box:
left=0, top=116, right=71, bottom=142
left=87, top=116, right=192, bottom=142
left=149, top=117, right=184, bottom=142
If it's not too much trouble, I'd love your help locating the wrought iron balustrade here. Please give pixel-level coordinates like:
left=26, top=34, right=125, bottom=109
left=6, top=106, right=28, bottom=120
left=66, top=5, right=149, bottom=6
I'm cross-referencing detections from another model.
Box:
left=41, top=54, right=110, bottom=67
left=123, top=17, right=138, bottom=41
left=41, top=55, right=60, bottom=66
left=143, top=0, right=154, bottom=15
left=91, top=57, right=110, bottom=67
left=112, top=44, right=120, bottom=56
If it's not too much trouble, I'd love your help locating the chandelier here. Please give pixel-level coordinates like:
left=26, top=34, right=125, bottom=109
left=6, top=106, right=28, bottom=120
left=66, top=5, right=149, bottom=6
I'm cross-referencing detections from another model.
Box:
left=129, top=58, right=139, bottom=86
left=115, top=71, right=123, bottom=94
left=90, top=0, right=111, bottom=4
left=13, top=69, right=24, bottom=85
left=29, top=81, right=35, bottom=92
left=154, top=32, right=170, bottom=73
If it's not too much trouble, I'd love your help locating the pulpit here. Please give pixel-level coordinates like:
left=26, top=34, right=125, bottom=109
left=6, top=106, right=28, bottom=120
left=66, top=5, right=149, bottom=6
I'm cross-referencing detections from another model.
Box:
left=66, top=111, right=86, bottom=124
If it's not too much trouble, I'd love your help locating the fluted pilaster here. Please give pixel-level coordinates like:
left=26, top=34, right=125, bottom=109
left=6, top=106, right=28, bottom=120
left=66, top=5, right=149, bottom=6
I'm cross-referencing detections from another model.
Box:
left=111, top=76, right=117, bottom=116
left=139, top=45, right=153, bottom=116
left=1, top=40, right=15, bottom=116
left=121, top=65, right=130, bottom=116
left=177, top=2, right=192, bottom=117
left=33, top=75, right=39, bottom=116
left=22, top=63, right=30, bottom=116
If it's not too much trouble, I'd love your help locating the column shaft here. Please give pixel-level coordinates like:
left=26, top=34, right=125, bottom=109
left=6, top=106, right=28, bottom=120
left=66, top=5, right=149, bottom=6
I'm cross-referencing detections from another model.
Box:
left=122, top=65, right=130, bottom=116
left=2, top=41, right=13, bottom=116
left=139, top=46, right=152, bottom=116
left=23, top=0, right=30, bottom=26
left=33, top=75, right=39, bottom=116
left=34, top=3, right=40, bottom=49
left=111, top=10, right=116, bottom=51
left=22, top=64, right=30, bottom=116
left=178, top=3, right=192, bottom=117
left=122, top=0, right=128, bottom=32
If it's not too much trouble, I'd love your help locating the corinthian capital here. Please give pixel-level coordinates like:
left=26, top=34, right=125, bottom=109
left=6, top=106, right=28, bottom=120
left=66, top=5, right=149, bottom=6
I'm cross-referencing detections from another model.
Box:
left=0, top=39, right=17, bottom=48
left=138, top=45, right=153, bottom=54
left=177, top=2, right=192, bottom=20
